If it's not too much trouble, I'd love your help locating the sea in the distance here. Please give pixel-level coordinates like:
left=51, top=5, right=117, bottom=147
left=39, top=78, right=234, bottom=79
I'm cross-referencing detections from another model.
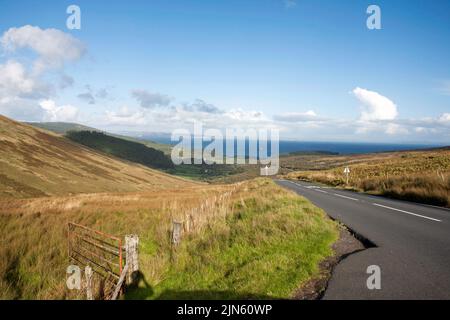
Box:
left=276, top=141, right=445, bottom=155
left=134, top=132, right=445, bottom=155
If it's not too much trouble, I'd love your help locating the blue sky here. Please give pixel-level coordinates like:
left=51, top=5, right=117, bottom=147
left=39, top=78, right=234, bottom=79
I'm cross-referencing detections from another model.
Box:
left=0, top=0, right=449, bottom=143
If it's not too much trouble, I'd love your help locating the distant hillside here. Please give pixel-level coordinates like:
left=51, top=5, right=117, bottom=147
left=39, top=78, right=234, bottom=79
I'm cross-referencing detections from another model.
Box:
left=287, top=150, right=339, bottom=156
left=66, top=130, right=174, bottom=170
left=26, top=121, right=172, bottom=154
left=0, top=115, right=195, bottom=198
left=25, top=122, right=98, bottom=134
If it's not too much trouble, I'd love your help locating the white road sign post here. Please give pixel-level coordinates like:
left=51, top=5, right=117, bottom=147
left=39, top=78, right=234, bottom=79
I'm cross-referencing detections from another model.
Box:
left=344, top=167, right=350, bottom=184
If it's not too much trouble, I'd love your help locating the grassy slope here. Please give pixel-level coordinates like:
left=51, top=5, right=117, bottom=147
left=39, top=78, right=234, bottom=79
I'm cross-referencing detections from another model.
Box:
left=0, top=179, right=338, bottom=299
left=283, top=148, right=450, bottom=207
left=0, top=115, right=195, bottom=198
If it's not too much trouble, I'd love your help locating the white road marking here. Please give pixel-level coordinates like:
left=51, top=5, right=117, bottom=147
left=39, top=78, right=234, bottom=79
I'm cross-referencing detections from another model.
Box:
left=373, top=203, right=442, bottom=222
left=333, top=193, right=359, bottom=201
left=315, top=189, right=328, bottom=194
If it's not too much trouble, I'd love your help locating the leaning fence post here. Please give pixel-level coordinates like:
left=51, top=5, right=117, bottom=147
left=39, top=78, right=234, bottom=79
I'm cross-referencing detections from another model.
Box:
left=125, top=234, right=139, bottom=285
left=85, top=265, right=93, bottom=300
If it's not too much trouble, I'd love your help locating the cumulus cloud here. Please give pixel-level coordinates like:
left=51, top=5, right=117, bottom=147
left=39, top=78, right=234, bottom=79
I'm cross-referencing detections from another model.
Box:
left=0, top=26, right=85, bottom=122
left=131, top=89, right=172, bottom=109
left=1, top=25, right=86, bottom=73
left=352, top=87, right=398, bottom=121
left=0, top=60, right=49, bottom=99
left=39, top=99, right=79, bottom=122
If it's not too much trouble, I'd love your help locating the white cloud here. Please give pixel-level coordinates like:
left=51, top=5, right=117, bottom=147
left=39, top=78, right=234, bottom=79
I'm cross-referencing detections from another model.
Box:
left=0, top=60, right=39, bottom=97
left=95, top=99, right=450, bottom=143
left=353, top=87, right=398, bottom=121
left=105, top=106, right=147, bottom=126
left=39, top=99, right=79, bottom=122
left=1, top=25, right=86, bottom=73
left=385, top=123, right=409, bottom=135
left=99, top=103, right=276, bottom=133
left=438, top=113, right=450, bottom=123
left=0, top=26, right=85, bottom=122
left=414, top=126, right=435, bottom=134
left=273, top=110, right=319, bottom=122
left=225, top=109, right=264, bottom=122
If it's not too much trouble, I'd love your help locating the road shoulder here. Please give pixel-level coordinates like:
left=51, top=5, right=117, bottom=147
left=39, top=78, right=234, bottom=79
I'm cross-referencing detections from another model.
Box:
left=293, top=227, right=365, bottom=300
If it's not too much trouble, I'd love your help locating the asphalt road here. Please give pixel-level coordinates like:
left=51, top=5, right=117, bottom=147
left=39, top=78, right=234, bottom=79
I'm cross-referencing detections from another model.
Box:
left=276, top=179, right=450, bottom=300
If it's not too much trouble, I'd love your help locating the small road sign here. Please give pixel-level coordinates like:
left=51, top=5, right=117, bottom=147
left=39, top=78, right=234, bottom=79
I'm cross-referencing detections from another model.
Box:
left=344, top=167, right=350, bottom=184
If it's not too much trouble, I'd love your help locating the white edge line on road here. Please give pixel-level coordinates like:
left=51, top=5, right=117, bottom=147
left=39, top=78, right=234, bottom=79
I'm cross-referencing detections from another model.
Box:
left=315, top=189, right=328, bottom=194
left=333, top=193, right=359, bottom=201
left=373, top=203, right=442, bottom=222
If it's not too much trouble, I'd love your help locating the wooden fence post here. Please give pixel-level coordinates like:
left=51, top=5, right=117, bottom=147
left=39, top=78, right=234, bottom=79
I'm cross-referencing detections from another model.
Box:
left=172, top=220, right=182, bottom=246
left=85, top=265, right=93, bottom=300
left=125, top=234, right=139, bottom=285
left=184, top=214, right=190, bottom=233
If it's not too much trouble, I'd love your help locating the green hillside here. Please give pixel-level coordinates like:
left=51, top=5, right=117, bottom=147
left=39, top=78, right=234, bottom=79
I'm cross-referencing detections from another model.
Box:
left=66, top=131, right=175, bottom=170
left=26, top=122, right=172, bottom=154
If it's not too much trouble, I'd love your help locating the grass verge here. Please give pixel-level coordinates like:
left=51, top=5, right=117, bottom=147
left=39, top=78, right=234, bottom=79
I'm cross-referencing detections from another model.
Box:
left=126, top=179, right=338, bottom=299
left=285, top=149, right=450, bottom=207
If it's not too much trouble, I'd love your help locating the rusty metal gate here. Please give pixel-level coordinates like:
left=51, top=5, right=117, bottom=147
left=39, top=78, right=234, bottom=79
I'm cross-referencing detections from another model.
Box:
left=68, top=222, right=124, bottom=299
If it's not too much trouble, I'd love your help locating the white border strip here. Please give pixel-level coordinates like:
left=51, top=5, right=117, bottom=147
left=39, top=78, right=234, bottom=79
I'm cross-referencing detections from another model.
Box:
left=333, top=193, right=359, bottom=201
left=373, top=203, right=441, bottom=222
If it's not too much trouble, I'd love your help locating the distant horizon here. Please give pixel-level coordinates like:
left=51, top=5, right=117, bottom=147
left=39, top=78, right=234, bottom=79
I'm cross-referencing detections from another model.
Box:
left=22, top=118, right=448, bottom=148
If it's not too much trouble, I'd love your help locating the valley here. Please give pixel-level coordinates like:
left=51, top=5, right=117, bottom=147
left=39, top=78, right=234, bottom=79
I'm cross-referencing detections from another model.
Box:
left=0, top=115, right=339, bottom=300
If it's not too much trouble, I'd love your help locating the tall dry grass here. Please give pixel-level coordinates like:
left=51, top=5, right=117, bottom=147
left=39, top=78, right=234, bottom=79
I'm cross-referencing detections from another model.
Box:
left=286, top=155, right=450, bottom=207
left=0, top=179, right=338, bottom=300
left=0, top=183, right=235, bottom=299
